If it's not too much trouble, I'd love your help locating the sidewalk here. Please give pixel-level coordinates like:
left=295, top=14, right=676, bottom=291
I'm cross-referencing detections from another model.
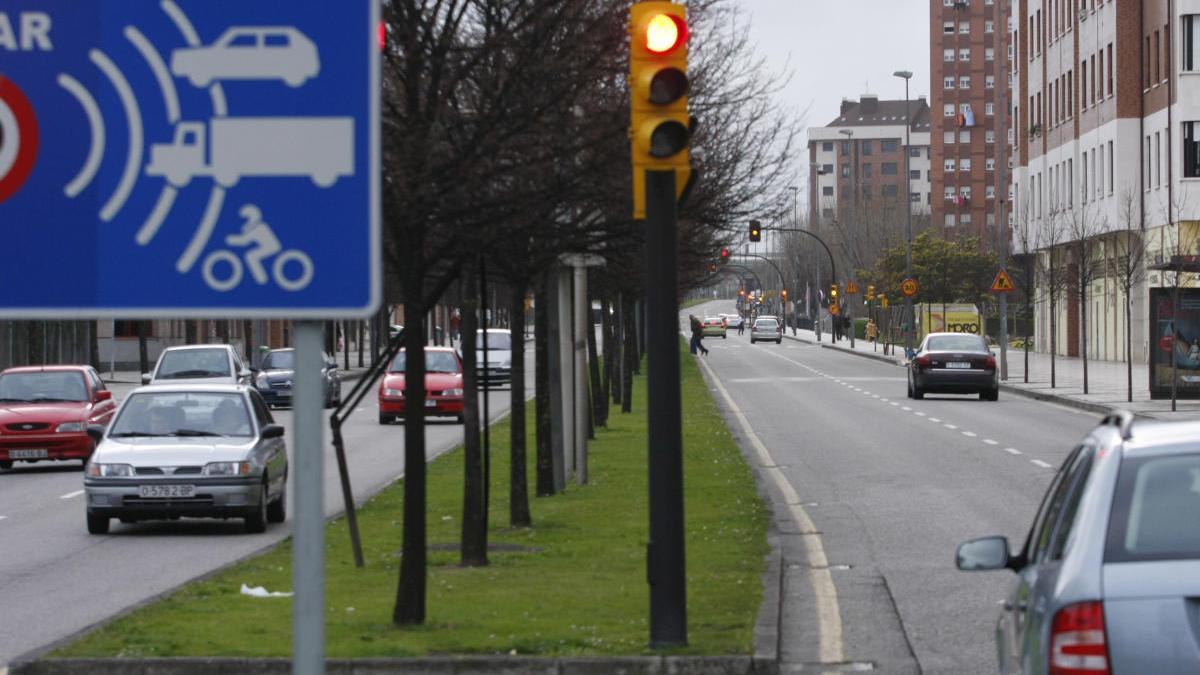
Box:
left=781, top=328, right=1200, bottom=420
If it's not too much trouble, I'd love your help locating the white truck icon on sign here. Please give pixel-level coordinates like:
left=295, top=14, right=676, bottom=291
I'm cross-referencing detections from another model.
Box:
left=145, top=117, right=354, bottom=188
left=171, top=27, right=320, bottom=87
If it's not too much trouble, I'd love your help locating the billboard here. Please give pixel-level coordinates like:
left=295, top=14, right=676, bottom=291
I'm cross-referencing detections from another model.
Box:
left=1149, top=287, right=1200, bottom=399
left=916, top=303, right=982, bottom=341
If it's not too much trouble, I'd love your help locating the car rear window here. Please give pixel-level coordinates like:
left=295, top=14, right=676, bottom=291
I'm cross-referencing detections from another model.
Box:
left=261, top=351, right=295, bottom=370
left=476, top=331, right=512, bottom=351
left=157, top=349, right=231, bottom=379
left=926, top=335, right=987, bottom=352
left=755, top=319, right=777, bottom=328
left=1105, top=453, right=1200, bottom=562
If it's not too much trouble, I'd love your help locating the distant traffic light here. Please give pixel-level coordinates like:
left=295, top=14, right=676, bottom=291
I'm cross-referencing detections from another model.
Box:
left=749, top=220, right=761, bottom=242
left=629, top=1, right=690, bottom=219
left=719, top=247, right=730, bottom=264
left=866, top=284, right=875, bottom=298
left=781, top=289, right=788, bottom=300
left=830, top=283, right=838, bottom=300
left=738, top=288, right=745, bottom=297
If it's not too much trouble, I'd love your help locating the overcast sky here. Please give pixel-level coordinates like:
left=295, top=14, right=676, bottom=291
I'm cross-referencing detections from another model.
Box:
left=742, top=0, right=931, bottom=204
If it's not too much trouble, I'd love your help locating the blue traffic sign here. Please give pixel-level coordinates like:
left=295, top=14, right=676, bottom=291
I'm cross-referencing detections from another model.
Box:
left=0, top=1, right=379, bottom=317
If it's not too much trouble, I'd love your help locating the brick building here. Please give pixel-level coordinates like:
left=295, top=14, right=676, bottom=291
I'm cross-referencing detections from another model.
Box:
left=931, top=0, right=1014, bottom=246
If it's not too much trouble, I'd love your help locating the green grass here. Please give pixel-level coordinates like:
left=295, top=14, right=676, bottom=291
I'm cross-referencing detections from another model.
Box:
left=55, top=347, right=769, bottom=658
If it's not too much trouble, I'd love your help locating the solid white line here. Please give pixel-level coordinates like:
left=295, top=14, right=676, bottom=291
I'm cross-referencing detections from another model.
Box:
left=696, top=355, right=844, bottom=663
left=1004, top=448, right=1022, bottom=455
left=90, top=49, right=142, bottom=222
left=983, top=439, right=998, bottom=445
left=1031, top=460, right=1053, bottom=469
left=59, top=490, right=84, bottom=500
left=962, top=431, right=977, bottom=437
left=56, top=74, right=105, bottom=198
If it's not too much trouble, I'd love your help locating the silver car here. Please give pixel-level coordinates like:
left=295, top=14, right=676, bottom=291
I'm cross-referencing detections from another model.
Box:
left=750, top=316, right=782, bottom=344
left=143, top=344, right=252, bottom=386
left=83, top=384, right=287, bottom=534
left=957, top=411, right=1200, bottom=674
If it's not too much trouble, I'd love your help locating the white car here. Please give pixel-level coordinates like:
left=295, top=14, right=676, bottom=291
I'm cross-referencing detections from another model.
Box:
left=475, top=329, right=513, bottom=385
left=143, top=344, right=252, bottom=386
left=171, top=26, right=319, bottom=87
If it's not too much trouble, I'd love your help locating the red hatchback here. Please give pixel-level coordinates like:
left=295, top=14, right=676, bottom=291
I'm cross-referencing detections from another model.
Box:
left=378, top=347, right=466, bottom=424
left=0, top=366, right=117, bottom=470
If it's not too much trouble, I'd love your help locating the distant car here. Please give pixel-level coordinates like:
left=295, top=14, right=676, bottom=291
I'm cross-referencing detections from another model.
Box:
left=475, top=329, right=513, bottom=386
left=378, top=347, right=465, bottom=424
left=83, top=384, right=287, bottom=534
left=170, top=26, right=319, bottom=87
left=144, top=344, right=251, bottom=386
left=702, top=316, right=727, bottom=339
left=0, top=366, right=117, bottom=471
left=252, top=348, right=341, bottom=409
left=750, top=316, right=782, bottom=344
left=956, top=411, right=1200, bottom=675
left=906, top=332, right=998, bottom=400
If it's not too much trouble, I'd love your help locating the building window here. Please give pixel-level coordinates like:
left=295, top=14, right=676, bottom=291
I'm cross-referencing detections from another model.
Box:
left=909, top=169, right=921, bottom=179
left=1187, top=16, right=1200, bottom=71
left=960, top=48, right=971, bottom=61
left=822, top=163, right=833, bottom=173
left=960, top=213, right=972, bottom=225
left=822, top=141, right=833, bottom=152
left=985, top=47, right=995, bottom=61
left=881, top=139, right=899, bottom=153
left=882, top=185, right=898, bottom=197
left=985, top=157, right=996, bottom=171
left=986, top=185, right=996, bottom=199
left=960, top=186, right=972, bottom=199
left=944, top=48, right=956, bottom=62
left=959, top=129, right=971, bottom=142
left=910, top=192, right=921, bottom=202
left=960, top=158, right=972, bottom=172
left=1106, top=43, right=1113, bottom=95
left=985, top=130, right=995, bottom=143
left=841, top=186, right=851, bottom=199
left=822, top=208, right=834, bottom=219
left=909, top=147, right=921, bottom=158
left=842, top=141, right=851, bottom=155
left=114, top=321, right=153, bottom=338
left=945, top=159, right=957, bottom=172
left=944, top=130, right=956, bottom=144
left=944, top=21, right=955, bottom=34
left=944, top=76, right=956, bottom=89
left=861, top=140, right=873, bottom=155
left=985, top=75, right=995, bottom=88
left=985, top=19, right=994, bottom=33
left=944, top=187, right=956, bottom=200
left=841, top=165, right=850, bottom=178
left=987, top=212, right=997, bottom=226
left=863, top=163, right=873, bottom=177
left=959, top=76, right=971, bottom=89
left=1185, top=122, right=1200, bottom=178
left=944, top=104, right=956, bottom=117
left=985, top=102, right=995, bottom=115
left=945, top=214, right=956, bottom=227
left=881, top=162, right=898, bottom=175
left=822, top=186, right=834, bottom=196
left=959, top=20, right=970, bottom=34
left=1107, top=140, right=1114, bottom=193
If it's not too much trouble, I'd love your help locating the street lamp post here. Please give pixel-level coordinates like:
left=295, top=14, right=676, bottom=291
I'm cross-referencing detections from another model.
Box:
left=837, top=128, right=856, bottom=348
left=894, top=70, right=914, bottom=359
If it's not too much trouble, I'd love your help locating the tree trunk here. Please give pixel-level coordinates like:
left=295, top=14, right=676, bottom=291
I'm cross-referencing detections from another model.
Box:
left=137, top=321, right=150, bottom=375
left=393, top=289, right=429, bottom=624
left=89, top=321, right=100, bottom=370
left=534, top=275, right=555, bottom=496
left=1081, top=271, right=1088, bottom=395
left=1126, top=291, right=1133, bottom=402
left=601, top=296, right=615, bottom=408
left=622, top=294, right=636, bottom=413
left=508, top=283, right=531, bottom=527
left=460, top=266, right=487, bottom=566
left=587, top=297, right=604, bottom=431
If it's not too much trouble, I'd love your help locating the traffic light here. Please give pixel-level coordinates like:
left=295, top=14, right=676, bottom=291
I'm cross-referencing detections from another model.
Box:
left=738, top=288, right=745, bottom=298
left=629, top=2, right=690, bottom=219
left=866, top=284, right=875, bottom=298
left=781, top=289, right=788, bottom=300
left=719, top=247, right=730, bottom=264
left=830, top=283, right=838, bottom=300
left=749, top=220, right=761, bottom=242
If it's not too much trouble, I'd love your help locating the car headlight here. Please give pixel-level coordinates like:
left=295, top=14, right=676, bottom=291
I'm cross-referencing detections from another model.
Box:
left=56, top=421, right=86, bottom=433
left=255, top=373, right=270, bottom=389
left=87, top=463, right=134, bottom=477
left=442, top=388, right=464, bottom=396
left=383, top=388, right=404, bottom=398
left=203, top=461, right=251, bottom=476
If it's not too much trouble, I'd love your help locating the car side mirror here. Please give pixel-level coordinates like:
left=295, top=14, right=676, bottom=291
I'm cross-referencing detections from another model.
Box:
left=141, top=373, right=152, bottom=385
left=86, top=424, right=106, bottom=444
left=238, top=369, right=251, bottom=379
left=261, top=424, right=285, bottom=439
left=956, top=536, right=1011, bottom=572
left=95, top=390, right=113, bottom=402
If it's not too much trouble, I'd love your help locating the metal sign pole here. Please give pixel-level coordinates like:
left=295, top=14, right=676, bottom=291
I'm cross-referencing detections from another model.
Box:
left=293, top=321, right=325, bottom=675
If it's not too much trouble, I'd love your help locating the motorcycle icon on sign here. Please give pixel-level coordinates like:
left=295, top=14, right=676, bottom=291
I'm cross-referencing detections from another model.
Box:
left=202, top=204, right=313, bottom=292
left=170, top=26, right=320, bottom=87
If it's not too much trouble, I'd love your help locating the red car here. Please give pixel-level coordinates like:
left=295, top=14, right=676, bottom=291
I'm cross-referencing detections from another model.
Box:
left=0, top=366, right=117, bottom=470
left=378, top=347, right=465, bottom=424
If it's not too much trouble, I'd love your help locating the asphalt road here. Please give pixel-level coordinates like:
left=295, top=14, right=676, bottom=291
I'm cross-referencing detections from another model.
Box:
left=0, top=348, right=533, bottom=667
left=687, top=301, right=1099, bottom=674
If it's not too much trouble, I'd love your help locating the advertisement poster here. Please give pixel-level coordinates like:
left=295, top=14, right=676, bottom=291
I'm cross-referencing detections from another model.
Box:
left=916, top=303, right=982, bottom=341
left=1149, top=287, right=1200, bottom=399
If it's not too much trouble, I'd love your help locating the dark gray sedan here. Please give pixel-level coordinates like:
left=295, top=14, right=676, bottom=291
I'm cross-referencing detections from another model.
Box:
left=906, top=332, right=998, bottom=400
left=252, top=348, right=341, bottom=409
left=957, top=412, right=1200, bottom=674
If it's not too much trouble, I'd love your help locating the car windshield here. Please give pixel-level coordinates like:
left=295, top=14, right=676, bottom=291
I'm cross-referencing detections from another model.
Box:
left=755, top=320, right=777, bottom=328
left=925, top=335, right=988, bottom=352
left=1106, top=453, right=1200, bottom=562
left=156, top=349, right=231, bottom=379
left=389, top=351, right=461, bottom=374
left=0, top=371, right=88, bottom=402
left=109, top=392, right=253, bottom=438
left=476, top=331, right=512, bottom=351
left=261, top=351, right=295, bottom=370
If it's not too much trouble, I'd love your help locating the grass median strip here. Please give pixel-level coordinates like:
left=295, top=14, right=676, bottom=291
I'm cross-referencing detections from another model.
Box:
left=56, top=349, right=768, bottom=658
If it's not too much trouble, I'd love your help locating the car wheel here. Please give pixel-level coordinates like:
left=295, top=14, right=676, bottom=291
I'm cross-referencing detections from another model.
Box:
left=722, top=334, right=727, bottom=339
left=456, top=414, right=465, bottom=424
left=776, top=339, right=782, bottom=344
left=912, top=385, right=924, bottom=400
left=267, top=482, right=287, bottom=524
left=245, top=481, right=269, bottom=534
left=86, top=511, right=110, bottom=535
left=906, top=378, right=913, bottom=398
left=982, top=387, right=999, bottom=401
left=0, top=461, right=11, bottom=471
left=378, top=412, right=390, bottom=425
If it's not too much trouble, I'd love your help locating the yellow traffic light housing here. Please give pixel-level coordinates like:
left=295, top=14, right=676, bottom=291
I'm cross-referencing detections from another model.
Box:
left=866, top=284, right=875, bottom=298
left=629, top=1, right=690, bottom=219
left=749, top=220, right=761, bottom=242
left=830, top=283, right=838, bottom=299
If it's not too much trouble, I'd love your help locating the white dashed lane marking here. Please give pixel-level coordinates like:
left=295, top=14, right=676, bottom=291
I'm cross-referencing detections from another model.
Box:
left=983, top=439, right=998, bottom=445
left=1031, top=459, right=1054, bottom=469
left=1004, top=448, right=1022, bottom=455
left=59, top=490, right=84, bottom=500
left=962, top=431, right=977, bottom=437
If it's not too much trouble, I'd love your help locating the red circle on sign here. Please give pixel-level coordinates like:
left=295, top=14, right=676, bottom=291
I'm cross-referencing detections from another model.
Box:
left=1160, top=334, right=1174, bottom=352
left=0, top=76, right=40, bottom=205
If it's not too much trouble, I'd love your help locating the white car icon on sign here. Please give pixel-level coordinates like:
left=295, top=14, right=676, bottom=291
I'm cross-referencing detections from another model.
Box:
left=171, top=27, right=320, bottom=88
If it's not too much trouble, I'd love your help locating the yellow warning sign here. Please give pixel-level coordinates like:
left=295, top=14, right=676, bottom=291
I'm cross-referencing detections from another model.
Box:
left=991, top=268, right=1015, bottom=293
left=846, top=281, right=860, bottom=294
left=901, top=277, right=919, bottom=297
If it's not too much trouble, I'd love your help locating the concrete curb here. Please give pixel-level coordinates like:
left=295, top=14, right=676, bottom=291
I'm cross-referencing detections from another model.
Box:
left=782, top=334, right=905, bottom=367
left=10, top=656, right=778, bottom=675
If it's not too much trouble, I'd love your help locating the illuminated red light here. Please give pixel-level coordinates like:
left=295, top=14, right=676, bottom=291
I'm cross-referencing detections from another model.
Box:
left=645, top=14, right=685, bottom=54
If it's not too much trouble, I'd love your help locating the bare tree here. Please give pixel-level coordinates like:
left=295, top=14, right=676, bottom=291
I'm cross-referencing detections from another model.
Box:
left=1065, top=200, right=1107, bottom=394
left=1109, top=187, right=1145, bottom=402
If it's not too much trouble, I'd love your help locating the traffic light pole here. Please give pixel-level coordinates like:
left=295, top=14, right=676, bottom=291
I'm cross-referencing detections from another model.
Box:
left=645, top=168, right=687, bottom=648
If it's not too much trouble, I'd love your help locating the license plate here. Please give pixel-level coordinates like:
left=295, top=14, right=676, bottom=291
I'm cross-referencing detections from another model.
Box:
left=425, top=400, right=437, bottom=407
left=10, top=449, right=48, bottom=459
left=138, top=484, right=196, bottom=498
left=276, top=389, right=292, bottom=397
left=947, top=362, right=971, bottom=369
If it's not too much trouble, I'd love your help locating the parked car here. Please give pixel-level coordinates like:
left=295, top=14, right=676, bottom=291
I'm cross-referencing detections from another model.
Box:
left=83, top=384, right=287, bottom=534
left=143, top=344, right=251, bottom=386
left=475, top=328, right=513, bottom=386
left=906, top=332, right=998, bottom=401
left=722, top=313, right=745, bottom=329
left=252, top=348, right=341, bottom=409
left=956, top=411, right=1200, bottom=674
left=378, top=347, right=465, bottom=424
left=750, top=316, right=782, bottom=344
left=0, top=366, right=117, bottom=471
left=702, top=316, right=727, bottom=339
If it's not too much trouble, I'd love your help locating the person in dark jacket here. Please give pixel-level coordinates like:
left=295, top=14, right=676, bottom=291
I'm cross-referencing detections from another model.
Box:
left=689, top=315, right=709, bottom=356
